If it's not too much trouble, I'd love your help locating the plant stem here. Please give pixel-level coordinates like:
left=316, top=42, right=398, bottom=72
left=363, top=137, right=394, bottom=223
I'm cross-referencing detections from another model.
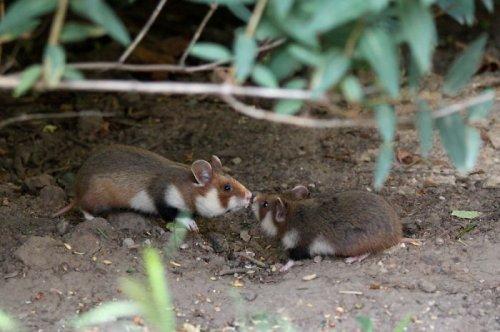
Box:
left=0, top=0, right=5, bottom=64
left=48, top=0, right=69, bottom=46
left=245, top=0, right=268, bottom=37
left=344, top=20, right=364, bottom=57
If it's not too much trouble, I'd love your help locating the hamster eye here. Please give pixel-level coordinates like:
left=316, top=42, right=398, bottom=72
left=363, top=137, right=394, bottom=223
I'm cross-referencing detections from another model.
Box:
left=223, top=184, right=232, bottom=191
left=262, top=201, right=269, bottom=208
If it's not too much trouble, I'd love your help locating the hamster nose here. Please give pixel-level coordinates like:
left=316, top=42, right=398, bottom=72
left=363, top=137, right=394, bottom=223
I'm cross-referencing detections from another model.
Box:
left=245, top=191, right=252, bottom=204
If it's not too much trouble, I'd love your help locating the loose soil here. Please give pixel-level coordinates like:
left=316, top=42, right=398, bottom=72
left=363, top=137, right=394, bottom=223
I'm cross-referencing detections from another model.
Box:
left=0, top=76, right=499, bottom=331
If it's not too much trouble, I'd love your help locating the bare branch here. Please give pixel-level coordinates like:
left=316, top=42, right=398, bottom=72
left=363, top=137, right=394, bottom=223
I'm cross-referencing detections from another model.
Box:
left=69, top=38, right=286, bottom=73
left=221, top=91, right=497, bottom=128
left=179, top=3, right=218, bottom=66
left=0, top=75, right=326, bottom=101
left=118, top=0, right=169, bottom=64
left=0, top=76, right=493, bottom=130
left=0, top=110, right=117, bottom=130
left=222, top=94, right=377, bottom=128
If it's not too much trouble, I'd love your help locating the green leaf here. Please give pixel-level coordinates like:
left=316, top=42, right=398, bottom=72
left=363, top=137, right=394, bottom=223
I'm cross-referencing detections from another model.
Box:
left=341, top=76, right=364, bottom=103
left=287, top=44, right=323, bottom=66
left=399, top=0, right=436, bottom=73
left=436, top=113, right=481, bottom=173
left=0, top=0, right=57, bottom=35
left=63, top=67, right=85, bottom=81
left=13, top=65, right=42, bottom=97
left=464, top=126, right=481, bottom=171
left=312, top=50, right=350, bottom=92
left=72, top=301, right=140, bottom=329
left=0, top=19, right=40, bottom=43
left=408, top=54, right=423, bottom=93
left=375, top=104, right=396, bottom=142
left=437, top=0, right=475, bottom=25
left=416, top=100, right=433, bottom=157
left=274, top=79, right=306, bottom=115
left=393, top=315, right=412, bottom=332
left=144, top=248, right=175, bottom=331
left=374, top=142, right=394, bottom=190
left=255, top=19, right=282, bottom=40
left=443, top=34, right=487, bottom=95
left=227, top=3, right=252, bottom=22
left=190, top=0, right=255, bottom=4
left=480, top=0, right=493, bottom=12
left=359, top=28, right=400, bottom=98
left=268, top=48, right=302, bottom=81
left=251, top=64, right=278, bottom=87
left=451, top=210, right=481, bottom=219
left=356, top=316, right=374, bottom=332
left=43, top=45, right=66, bottom=87
left=467, top=90, right=494, bottom=121
left=0, top=310, right=21, bottom=332
left=60, top=22, right=106, bottom=43
left=233, top=31, right=258, bottom=82
left=190, top=42, right=232, bottom=62
left=309, top=0, right=371, bottom=33
left=270, top=0, right=294, bottom=17
left=70, top=0, right=131, bottom=46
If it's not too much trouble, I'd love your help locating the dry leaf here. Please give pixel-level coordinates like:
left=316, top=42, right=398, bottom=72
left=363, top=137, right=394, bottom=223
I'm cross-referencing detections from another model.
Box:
left=182, top=323, right=201, bottom=332
left=232, top=279, right=244, bottom=287
left=302, top=273, right=317, bottom=281
left=396, top=148, right=414, bottom=164
left=170, top=260, right=181, bottom=267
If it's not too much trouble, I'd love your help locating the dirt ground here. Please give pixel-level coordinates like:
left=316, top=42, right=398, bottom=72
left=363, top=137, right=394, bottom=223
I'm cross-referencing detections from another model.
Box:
left=0, top=75, right=499, bottom=331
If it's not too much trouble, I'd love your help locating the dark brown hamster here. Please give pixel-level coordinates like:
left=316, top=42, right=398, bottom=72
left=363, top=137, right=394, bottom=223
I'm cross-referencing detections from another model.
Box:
left=253, top=185, right=416, bottom=271
left=53, top=144, right=252, bottom=231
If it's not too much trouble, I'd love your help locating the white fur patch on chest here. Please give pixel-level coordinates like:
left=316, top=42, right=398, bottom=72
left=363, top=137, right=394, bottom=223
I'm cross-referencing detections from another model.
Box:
left=130, top=190, right=157, bottom=213
left=309, top=236, right=335, bottom=256
left=260, top=211, right=277, bottom=237
left=282, top=229, right=299, bottom=249
left=165, top=185, right=188, bottom=211
left=195, top=188, right=225, bottom=217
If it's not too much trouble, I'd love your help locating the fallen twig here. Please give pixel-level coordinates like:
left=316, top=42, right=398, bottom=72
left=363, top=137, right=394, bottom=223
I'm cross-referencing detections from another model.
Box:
left=119, top=0, right=169, bottom=64
left=0, top=110, right=117, bottom=130
left=218, top=267, right=248, bottom=276
left=339, top=290, right=363, bottom=295
left=235, top=252, right=267, bottom=268
left=179, top=3, right=218, bottom=66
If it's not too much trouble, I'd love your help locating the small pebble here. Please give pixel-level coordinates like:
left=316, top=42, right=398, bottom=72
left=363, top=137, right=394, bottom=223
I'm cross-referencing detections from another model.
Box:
left=435, top=237, right=444, bottom=245
left=231, top=157, right=242, bottom=165
left=180, top=243, right=189, bottom=250
left=56, top=220, right=69, bottom=235
left=239, top=230, right=251, bottom=242
left=122, top=238, right=135, bottom=248
left=241, top=291, right=257, bottom=302
left=313, top=255, right=322, bottom=263
left=143, top=239, right=152, bottom=246
left=419, top=280, right=437, bottom=293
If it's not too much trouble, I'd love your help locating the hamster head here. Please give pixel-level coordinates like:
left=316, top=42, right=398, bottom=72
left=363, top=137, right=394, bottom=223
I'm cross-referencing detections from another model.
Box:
left=252, top=185, right=309, bottom=237
left=191, top=155, right=252, bottom=218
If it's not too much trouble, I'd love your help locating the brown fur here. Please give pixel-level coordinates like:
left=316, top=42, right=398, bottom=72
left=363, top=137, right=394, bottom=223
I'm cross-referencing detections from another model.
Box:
left=58, top=144, right=250, bottom=216
left=254, top=190, right=402, bottom=258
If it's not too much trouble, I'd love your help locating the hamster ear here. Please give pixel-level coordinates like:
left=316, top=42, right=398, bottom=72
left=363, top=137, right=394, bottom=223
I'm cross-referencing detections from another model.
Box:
left=290, top=185, right=310, bottom=200
left=210, top=155, right=223, bottom=172
left=275, top=197, right=286, bottom=223
left=191, top=160, right=213, bottom=185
